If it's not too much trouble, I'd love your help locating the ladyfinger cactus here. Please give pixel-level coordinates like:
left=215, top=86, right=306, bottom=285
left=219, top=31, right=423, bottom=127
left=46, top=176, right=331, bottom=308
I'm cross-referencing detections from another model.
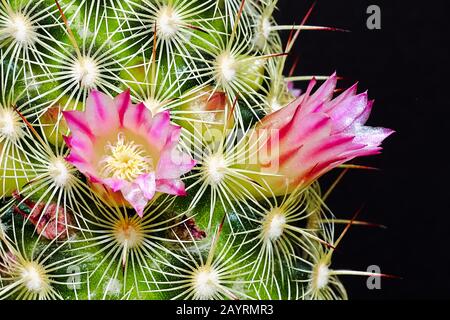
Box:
left=0, top=0, right=393, bottom=300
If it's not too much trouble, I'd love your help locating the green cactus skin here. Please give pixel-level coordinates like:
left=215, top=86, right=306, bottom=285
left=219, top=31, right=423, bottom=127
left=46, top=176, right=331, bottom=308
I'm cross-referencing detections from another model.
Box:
left=0, top=0, right=382, bottom=301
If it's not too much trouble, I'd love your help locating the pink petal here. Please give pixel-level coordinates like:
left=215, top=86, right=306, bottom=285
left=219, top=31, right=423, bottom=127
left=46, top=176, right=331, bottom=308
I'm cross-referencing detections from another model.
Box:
left=121, top=182, right=149, bottom=217
left=280, top=135, right=362, bottom=181
left=115, top=89, right=131, bottom=126
left=167, top=125, right=182, bottom=144
left=258, top=97, right=299, bottom=130
left=66, top=132, right=94, bottom=160
left=147, top=111, right=171, bottom=144
left=302, top=155, right=349, bottom=183
left=304, top=73, right=337, bottom=109
left=63, top=110, right=94, bottom=141
left=85, top=90, right=119, bottom=135
left=307, top=135, right=362, bottom=161
left=352, top=126, right=395, bottom=149
left=156, top=148, right=196, bottom=180
left=352, top=99, right=374, bottom=126
left=323, top=83, right=358, bottom=113
left=65, top=153, right=95, bottom=175
left=122, top=101, right=152, bottom=133
left=279, top=109, right=332, bottom=150
left=328, top=92, right=368, bottom=133
left=63, top=135, right=73, bottom=148
left=156, top=179, right=187, bottom=196
left=287, top=82, right=302, bottom=98
left=103, top=178, right=127, bottom=192
left=134, top=173, right=156, bottom=200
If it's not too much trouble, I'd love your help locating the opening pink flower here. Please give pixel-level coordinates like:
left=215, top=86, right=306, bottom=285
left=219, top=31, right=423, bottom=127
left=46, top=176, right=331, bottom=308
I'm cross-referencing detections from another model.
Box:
left=63, top=90, right=196, bottom=216
left=251, top=73, right=394, bottom=195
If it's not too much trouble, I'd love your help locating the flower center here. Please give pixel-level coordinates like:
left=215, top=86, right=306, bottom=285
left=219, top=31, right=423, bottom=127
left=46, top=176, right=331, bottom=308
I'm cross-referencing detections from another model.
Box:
left=0, top=107, right=24, bottom=141
left=216, top=53, right=237, bottom=84
left=204, top=153, right=227, bottom=185
left=20, top=262, right=48, bottom=294
left=113, top=219, right=143, bottom=248
left=100, top=133, right=152, bottom=182
left=6, top=13, right=36, bottom=45
left=262, top=208, right=286, bottom=241
left=156, top=6, right=181, bottom=39
left=71, top=56, right=99, bottom=88
left=313, top=262, right=330, bottom=290
left=193, top=266, right=220, bottom=299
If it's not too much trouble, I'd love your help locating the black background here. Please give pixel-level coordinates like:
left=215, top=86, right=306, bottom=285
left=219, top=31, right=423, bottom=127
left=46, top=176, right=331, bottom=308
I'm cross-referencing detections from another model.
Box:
left=276, top=0, right=449, bottom=299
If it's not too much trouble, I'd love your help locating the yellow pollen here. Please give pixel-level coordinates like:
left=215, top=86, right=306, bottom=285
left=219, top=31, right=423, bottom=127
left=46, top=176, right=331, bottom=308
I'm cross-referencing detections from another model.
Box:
left=100, top=133, right=152, bottom=182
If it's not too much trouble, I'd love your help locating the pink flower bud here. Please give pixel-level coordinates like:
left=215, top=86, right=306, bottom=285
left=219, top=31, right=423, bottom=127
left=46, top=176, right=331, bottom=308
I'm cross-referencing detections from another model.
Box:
left=250, top=74, right=394, bottom=195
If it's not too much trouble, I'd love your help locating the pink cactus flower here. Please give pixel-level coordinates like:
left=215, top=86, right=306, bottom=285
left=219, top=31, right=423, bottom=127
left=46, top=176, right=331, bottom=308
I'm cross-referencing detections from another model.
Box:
left=63, top=90, right=196, bottom=216
left=253, top=73, right=394, bottom=195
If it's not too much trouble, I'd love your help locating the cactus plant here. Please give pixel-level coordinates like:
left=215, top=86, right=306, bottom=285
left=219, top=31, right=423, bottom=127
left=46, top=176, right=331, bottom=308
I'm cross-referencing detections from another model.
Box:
left=0, top=0, right=393, bottom=300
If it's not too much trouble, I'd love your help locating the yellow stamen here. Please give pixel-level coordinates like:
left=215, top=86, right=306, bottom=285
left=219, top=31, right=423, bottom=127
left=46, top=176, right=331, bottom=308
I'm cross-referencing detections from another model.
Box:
left=100, top=133, right=152, bottom=182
